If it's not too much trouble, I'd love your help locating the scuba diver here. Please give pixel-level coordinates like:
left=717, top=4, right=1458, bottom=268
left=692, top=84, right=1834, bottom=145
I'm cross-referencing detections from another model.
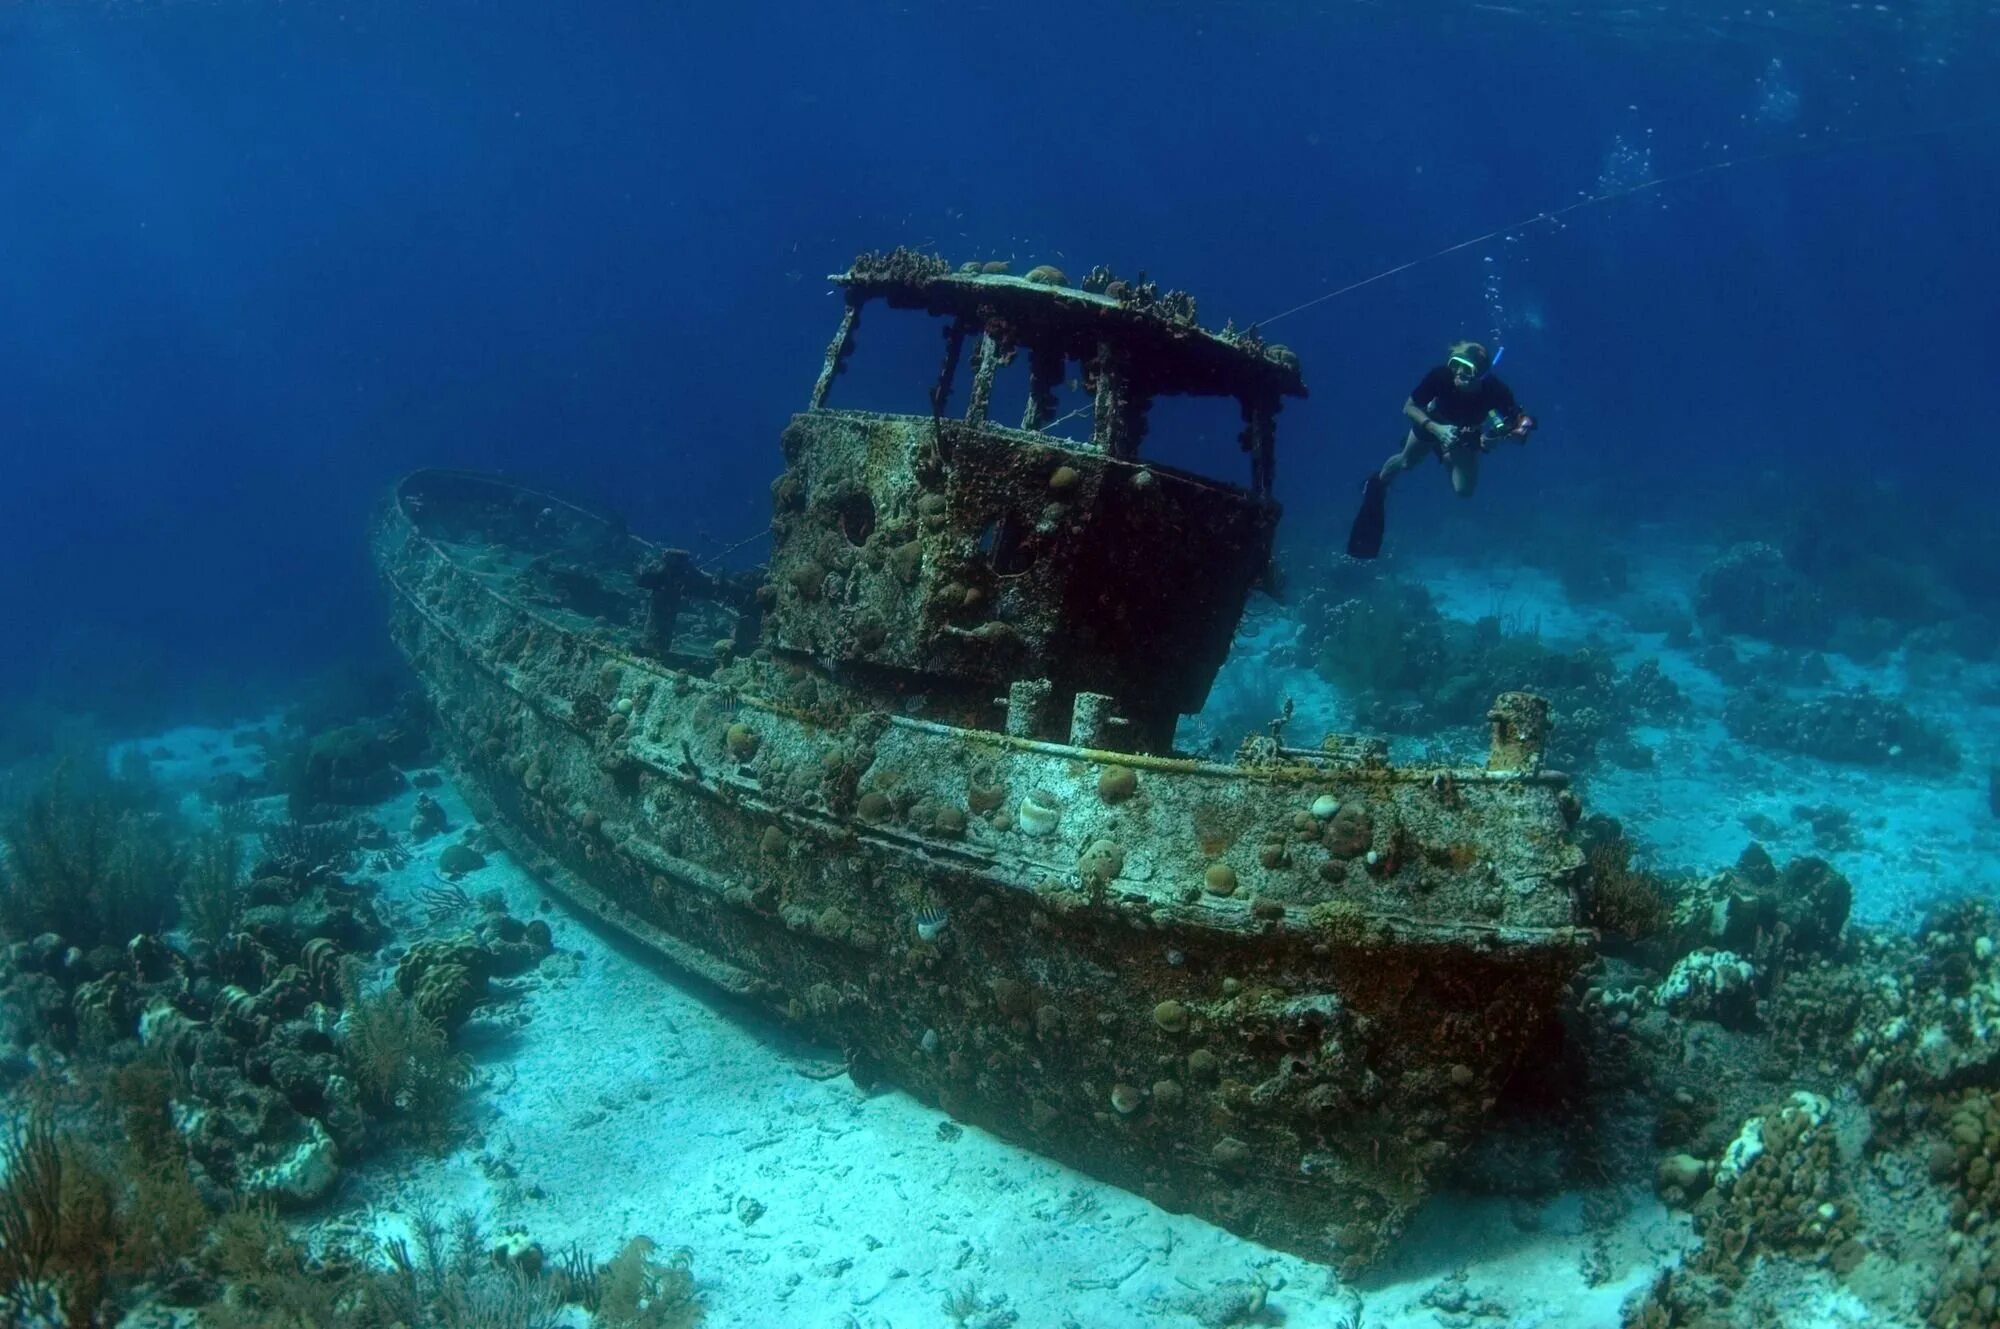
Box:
left=1347, top=340, right=1537, bottom=559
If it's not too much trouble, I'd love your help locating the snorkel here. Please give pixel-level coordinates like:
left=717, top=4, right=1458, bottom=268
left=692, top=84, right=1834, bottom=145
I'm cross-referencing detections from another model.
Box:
left=1449, top=345, right=1503, bottom=380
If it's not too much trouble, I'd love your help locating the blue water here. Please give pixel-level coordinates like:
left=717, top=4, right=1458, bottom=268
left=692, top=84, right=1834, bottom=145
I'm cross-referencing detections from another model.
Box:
left=7, top=8, right=2000, bottom=1322
left=2, top=0, right=1995, bottom=738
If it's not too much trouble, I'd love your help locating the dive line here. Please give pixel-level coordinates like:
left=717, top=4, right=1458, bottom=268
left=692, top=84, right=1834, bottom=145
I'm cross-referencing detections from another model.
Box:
left=1258, top=114, right=1996, bottom=328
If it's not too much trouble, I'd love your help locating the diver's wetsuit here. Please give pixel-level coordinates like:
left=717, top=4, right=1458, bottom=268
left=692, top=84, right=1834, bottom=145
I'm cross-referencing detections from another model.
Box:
left=1349, top=362, right=1529, bottom=558
left=1380, top=366, right=1523, bottom=496
left=1405, top=364, right=1520, bottom=442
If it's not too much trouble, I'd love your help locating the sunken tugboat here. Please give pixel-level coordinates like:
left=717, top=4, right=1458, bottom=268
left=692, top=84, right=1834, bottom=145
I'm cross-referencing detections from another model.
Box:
left=374, top=249, right=1594, bottom=1274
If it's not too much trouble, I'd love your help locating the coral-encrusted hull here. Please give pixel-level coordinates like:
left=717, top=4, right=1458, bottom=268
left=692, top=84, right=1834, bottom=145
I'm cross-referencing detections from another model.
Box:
left=375, top=469, right=1591, bottom=1275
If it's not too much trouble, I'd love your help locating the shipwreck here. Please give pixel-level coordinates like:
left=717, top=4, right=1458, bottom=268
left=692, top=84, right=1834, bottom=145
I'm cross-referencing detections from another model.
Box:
left=373, top=249, right=1595, bottom=1274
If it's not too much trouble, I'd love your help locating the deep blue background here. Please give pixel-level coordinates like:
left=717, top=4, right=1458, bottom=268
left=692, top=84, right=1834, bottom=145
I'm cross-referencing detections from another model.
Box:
left=3, top=1, right=1996, bottom=741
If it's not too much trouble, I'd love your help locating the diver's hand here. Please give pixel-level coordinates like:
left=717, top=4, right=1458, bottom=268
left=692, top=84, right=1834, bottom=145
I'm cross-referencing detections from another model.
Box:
left=1428, top=421, right=1459, bottom=448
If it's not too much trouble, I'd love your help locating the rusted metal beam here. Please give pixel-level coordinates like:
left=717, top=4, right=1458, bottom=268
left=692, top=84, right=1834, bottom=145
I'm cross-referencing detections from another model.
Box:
left=810, top=301, right=861, bottom=410
left=1020, top=342, right=1063, bottom=433
left=1240, top=394, right=1279, bottom=496
left=966, top=333, right=999, bottom=426
left=931, top=317, right=969, bottom=419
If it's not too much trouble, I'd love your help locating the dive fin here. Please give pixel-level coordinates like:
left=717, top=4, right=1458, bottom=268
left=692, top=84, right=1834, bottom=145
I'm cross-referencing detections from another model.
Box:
left=1346, top=474, right=1387, bottom=559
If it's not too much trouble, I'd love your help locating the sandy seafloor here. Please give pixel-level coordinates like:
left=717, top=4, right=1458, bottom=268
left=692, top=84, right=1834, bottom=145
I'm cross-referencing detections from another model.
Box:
left=115, top=550, right=1996, bottom=1328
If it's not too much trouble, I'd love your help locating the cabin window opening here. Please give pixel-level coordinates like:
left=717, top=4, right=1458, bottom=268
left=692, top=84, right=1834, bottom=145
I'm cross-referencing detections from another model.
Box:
left=977, top=514, right=1035, bottom=576
left=1024, top=353, right=1097, bottom=445
left=1125, top=390, right=1255, bottom=484
left=816, top=303, right=1066, bottom=431
left=833, top=491, right=876, bottom=546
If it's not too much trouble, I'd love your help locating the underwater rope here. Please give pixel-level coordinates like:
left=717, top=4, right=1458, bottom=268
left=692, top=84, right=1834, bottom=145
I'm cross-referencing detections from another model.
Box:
left=695, top=523, right=772, bottom=572
left=1258, top=113, right=1999, bottom=327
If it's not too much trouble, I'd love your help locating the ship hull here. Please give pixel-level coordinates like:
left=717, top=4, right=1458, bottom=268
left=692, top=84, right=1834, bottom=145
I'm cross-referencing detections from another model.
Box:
left=375, top=470, right=1591, bottom=1275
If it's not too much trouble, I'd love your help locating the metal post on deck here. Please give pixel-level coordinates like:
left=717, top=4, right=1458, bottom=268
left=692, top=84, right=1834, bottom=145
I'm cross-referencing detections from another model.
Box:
left=1090, top=343, right=1120, bottom=455
left=810, top=301, right=861, bottom=410
left=931, top=318, right=969, bottom=419
left=1021, top=342, right=1062, bottom=432
left=1005, top=678, right=1053, bottom=739
left=966, top=333, right=1000, bottom=426
left=1241, top=395, right=1278, bottom=496
left=1089, top=343, right=1149, bottom=459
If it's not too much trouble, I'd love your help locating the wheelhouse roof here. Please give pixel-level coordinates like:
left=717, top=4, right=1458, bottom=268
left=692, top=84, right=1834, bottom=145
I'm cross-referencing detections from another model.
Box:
left=830, top=265, right=1306, bottom=403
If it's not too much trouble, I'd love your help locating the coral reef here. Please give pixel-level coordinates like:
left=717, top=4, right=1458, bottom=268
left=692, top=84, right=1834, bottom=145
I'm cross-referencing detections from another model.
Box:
left=178, top=829, right=246, bottom=948
left=1655, top=949, right=1759, bottom=1028
left=1851, top=900, right=2000, bottom=1113
left=1694, top=542, right=1832, bottom=647
left=0, top=1110, right=123, bottom=1324
left=593, top=1235, right=702, bottom=1329
left=1670, top=843, right=1854, bottom=968
left=0, top=773, right=180, bottom=949
left=338, top=957, right=472, bottom=1146
left=199, top=1194, right=701, bottom=1329
left=847, top=245, right=951, bottom=287
left=1393, top=807, right=2000, bottom=1326
left=1690, top=1091, right=1856, bottom=1280
left=0, top=820, right=396, bottom=1206
left=1722, top=684, right=1958, bottom=770
left=391, top=909, right=546, bottom=1037
left=1296, top=568, right=1687, bottom=769
left=1532, top=864, right=2000, bottom=1329
left=1576, top=817, right=1676, bottom=947
left=0, top=712, right=566, bottom=1323
left=280, top=720, right=416, bottom=817
left=1692, top=476, right=2000, bottom=666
